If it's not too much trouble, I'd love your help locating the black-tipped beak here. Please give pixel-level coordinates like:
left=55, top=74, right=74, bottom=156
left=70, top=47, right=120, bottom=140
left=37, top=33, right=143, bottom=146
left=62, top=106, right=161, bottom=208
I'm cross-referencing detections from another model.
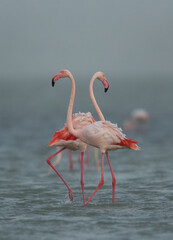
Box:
left=52, top=78, right=55, bottom=87
left=104, top=86, right=109, bottom=92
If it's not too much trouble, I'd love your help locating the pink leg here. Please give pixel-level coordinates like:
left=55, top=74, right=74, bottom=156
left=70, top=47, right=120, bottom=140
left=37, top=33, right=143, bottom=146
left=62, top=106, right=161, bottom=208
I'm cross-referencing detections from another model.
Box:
left=66, top=149, right=73, bottom=170
left=106, top=152, right=116, bottom=204
left=80, top=152, right=85, bottom=205
left=85, top=146, right=90, bottom=170
left=86, top=152, right=104, bottom=204
left=47, top=147, right=73, bottom=201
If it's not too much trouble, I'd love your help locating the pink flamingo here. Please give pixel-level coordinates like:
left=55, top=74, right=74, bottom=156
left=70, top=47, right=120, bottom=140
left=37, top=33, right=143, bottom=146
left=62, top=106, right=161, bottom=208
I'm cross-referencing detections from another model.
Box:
left=47, top=70, right=109, bottom=204
left=132, top=108, right=149, bottom=122
left=63, top=70, right=140, bottom=204
left=123, top=108, right=149, bottom=131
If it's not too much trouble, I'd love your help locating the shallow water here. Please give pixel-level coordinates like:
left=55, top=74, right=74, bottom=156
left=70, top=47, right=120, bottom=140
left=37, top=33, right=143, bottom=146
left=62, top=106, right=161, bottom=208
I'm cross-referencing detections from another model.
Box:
left=0, top=76, right=173, bottom=239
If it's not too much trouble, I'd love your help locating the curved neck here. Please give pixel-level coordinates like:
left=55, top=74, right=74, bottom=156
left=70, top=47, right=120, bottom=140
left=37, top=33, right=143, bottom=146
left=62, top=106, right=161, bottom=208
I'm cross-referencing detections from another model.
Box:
left=66, top=72, right=79, bottom=138
left=89, top=73, right=105, bottom=121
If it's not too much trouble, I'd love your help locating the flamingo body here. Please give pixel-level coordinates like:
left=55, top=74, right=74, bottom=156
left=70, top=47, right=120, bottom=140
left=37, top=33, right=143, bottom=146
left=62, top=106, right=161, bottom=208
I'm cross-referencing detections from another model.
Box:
left=48, top=112, right=95, bottom=152
left=77, top=121, right=139, bottom=152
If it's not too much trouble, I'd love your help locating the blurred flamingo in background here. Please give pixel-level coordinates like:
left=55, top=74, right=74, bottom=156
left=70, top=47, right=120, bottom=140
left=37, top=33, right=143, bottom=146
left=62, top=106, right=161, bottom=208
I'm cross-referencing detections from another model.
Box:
left=64, top=71, right=139, bottom=204
left=123, top=108, right=149, bottom=132
left=132, top=108, right=149, bottom=122
left=47, top=70, right=109, bottom=204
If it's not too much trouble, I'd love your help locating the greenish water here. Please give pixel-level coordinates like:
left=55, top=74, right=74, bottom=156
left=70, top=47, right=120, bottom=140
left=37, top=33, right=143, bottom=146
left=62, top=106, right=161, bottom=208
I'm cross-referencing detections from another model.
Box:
left=0, top=76, right=173, bottom=240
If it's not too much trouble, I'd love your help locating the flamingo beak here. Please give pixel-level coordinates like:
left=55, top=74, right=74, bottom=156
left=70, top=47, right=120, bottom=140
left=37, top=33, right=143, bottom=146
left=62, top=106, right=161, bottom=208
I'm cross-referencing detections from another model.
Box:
left=52, top=78, right=55, bottom=87
left=51, top=73, right=61, bottom=87
left=103, top=77, right=109, bottom=92
left=104, top=84, right=109, bottom=92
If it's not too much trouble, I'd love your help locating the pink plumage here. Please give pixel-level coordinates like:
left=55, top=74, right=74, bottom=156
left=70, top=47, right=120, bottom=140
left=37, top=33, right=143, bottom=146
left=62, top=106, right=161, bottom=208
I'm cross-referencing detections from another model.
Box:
left=78, top=121, right=139, bottom=152
left=48, top=112, right=95, bottom=148
left=116, top=137, right=138, bottom=150
left=49, top=126, right=77, bottom=146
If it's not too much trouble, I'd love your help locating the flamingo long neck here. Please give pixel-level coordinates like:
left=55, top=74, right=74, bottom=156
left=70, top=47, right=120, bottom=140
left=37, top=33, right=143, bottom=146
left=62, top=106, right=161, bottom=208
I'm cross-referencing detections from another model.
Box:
left=66, top=72, right=80, bottom=138
left=89, top=73, right=105, bottom=121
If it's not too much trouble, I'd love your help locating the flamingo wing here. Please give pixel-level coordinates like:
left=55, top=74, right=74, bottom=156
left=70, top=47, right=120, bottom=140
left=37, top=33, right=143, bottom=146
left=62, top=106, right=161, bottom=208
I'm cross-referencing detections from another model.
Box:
left=100, top=121, right=139, bottom=150
left=49, top=112, right=94, bottom=147
left=81, top=121, right=139, bottom=150
left=49, top=126, right=77, bottom=146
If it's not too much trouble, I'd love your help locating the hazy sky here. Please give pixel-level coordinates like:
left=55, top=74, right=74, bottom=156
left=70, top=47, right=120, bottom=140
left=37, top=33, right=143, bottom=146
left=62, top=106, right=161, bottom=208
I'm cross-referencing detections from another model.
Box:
left=1, top=0, right=173, bottom=78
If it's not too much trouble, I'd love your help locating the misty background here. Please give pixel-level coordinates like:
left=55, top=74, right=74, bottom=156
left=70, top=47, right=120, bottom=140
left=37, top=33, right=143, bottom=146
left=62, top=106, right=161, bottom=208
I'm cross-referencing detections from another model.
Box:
left=0, top=0, right=173, bottom=129
left=1, top=0, right=173, bottom=78
left=1, top=0, right=173, bottom=131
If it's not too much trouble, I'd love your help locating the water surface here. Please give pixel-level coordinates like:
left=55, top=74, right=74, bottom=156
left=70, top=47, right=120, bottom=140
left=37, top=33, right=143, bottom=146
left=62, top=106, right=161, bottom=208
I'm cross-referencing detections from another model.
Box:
left=0, top=76, right=173, bottom=240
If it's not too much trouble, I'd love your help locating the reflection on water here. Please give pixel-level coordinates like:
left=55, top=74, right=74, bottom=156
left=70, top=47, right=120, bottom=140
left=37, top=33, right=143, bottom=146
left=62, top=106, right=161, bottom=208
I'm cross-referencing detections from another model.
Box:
left=0, top=77, right=173, bottom=240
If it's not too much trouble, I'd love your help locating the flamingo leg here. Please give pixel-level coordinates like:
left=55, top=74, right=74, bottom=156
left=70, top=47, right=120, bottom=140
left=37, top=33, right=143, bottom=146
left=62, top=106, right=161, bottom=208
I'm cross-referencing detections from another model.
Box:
left=80, top=152, right=85, bottom=205
left=66, top=149, right=73, bottom=170
left=106, top=152, right=116, bottom=204
left=48, top=147, right=62, bottom=173
left=85, top=146, right=90, bottom=170
left=46, top=147, right=73, bottom=201
left=86, top=152, right=104, bottom=204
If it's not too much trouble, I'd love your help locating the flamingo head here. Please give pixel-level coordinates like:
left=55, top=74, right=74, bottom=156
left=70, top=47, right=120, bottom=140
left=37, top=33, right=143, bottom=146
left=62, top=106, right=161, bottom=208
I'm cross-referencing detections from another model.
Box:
left=52, top=70, right=70, bottom=87
left=96, top=72, right=109, bottom=92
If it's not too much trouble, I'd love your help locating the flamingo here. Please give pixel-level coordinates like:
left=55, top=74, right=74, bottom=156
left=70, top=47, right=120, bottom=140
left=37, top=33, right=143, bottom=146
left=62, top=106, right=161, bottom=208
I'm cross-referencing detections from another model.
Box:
left=47, top=70, right=109, bottom=204
left=61, top=70, right=139, bottom=204
left=123, top=108, right=149, bottom=131
left=132, top=108, right=149, bottom=122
